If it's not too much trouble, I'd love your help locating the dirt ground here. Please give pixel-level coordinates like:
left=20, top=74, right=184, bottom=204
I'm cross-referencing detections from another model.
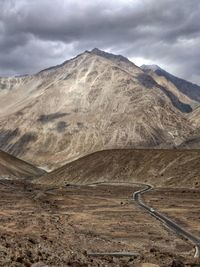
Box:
left=0, top=180, right=199, bottom=267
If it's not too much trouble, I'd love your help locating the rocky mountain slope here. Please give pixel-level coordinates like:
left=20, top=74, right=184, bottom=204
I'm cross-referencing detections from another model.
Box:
left=141, top=64, right=200, bottom=102
left=0, top=49, right=197, bottom=168
left=177, top=106, right=200, bottom=148
left=37, top=149, right=200, bottom=188
left=0, top=150, right=45, bottom=179
left=189, top=105, right=200, bottom=128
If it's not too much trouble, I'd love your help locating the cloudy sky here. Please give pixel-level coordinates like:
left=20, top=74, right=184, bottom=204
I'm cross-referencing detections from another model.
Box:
left=0, top=0, right=200, bottom=84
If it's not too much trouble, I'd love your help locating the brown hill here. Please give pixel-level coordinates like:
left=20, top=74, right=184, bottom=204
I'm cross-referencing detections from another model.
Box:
left=37, top=149, right=200, bottom=188
left=0, top=150, right=45, bottom=179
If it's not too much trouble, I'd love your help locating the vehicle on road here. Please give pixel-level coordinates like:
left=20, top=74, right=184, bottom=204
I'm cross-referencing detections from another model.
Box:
left=150, top=208, right=155, bottom=212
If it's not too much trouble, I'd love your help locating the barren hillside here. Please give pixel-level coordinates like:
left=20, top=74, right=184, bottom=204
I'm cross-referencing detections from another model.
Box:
left=37, top=149, right=200, bottom=188
left=189, top=106, right=200, bottom=128
left=0, top=150, right=45, bottom=179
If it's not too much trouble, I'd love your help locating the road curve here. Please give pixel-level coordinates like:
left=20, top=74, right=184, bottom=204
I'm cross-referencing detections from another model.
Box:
left=133, top=184, right=200, bottom=258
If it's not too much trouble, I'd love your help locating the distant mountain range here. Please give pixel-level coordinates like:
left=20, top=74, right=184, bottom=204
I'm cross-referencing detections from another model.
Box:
left=141, top=64, right=200, bottom=102
left=0, top=48, right=200, bottom=169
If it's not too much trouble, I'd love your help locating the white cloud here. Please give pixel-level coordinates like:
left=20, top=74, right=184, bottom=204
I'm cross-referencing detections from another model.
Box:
left=130, top=57, right=153, bottom=67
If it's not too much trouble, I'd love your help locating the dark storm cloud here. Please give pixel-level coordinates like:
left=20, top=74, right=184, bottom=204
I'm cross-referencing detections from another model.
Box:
left=0, top=0, right=199, bottom=83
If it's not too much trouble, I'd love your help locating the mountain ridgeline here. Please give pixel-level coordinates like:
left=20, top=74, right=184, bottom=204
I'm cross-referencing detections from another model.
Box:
left=0, top=48, right=200, bottom=169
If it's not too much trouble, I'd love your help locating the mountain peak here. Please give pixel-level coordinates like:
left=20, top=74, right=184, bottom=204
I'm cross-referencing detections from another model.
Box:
left=90, top=48, right=102, bottom=53
left=90, top=48, right=130, bottom=64
left=141, top=64, right=162, bottom=72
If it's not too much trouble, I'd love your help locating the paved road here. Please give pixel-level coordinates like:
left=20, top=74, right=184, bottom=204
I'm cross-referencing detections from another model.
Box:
left=87, top=252, right=139, bottom=257
left=133, top=184, right=200, bottom=258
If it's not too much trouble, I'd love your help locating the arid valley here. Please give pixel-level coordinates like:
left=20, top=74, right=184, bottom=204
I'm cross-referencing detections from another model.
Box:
left=1, top=1, right=200, bottom=265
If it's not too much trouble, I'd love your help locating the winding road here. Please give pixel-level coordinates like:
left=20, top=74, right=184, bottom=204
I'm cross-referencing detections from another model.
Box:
left=85, top=182, right=200, bottom=258
left=133, top=183, right=200, bottom=258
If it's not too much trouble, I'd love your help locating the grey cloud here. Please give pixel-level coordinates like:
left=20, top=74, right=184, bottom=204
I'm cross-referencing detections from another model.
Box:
left=0, top=0, right=200, bottom=84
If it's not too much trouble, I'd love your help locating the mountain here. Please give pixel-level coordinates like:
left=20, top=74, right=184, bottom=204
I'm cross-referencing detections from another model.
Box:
left=178, top=106, right=200, bottom=148
left=36, top=149, right=200, bottom=188
left=178, top=135, right=200, bottom=149
left=0, top=49, right=196, bottom=168
left=141, top=64, right=200, bottom=102
left=189, top=105, right=200, bottom=128
left=0, top=150, right=45, bottom=179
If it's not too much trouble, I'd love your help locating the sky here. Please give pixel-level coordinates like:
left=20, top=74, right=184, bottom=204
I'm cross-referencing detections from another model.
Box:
left=0, top=0, right=200, bottom=84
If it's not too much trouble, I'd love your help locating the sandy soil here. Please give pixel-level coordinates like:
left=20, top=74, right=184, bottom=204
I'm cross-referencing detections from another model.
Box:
left=0, top=180, right=199, bottom=266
